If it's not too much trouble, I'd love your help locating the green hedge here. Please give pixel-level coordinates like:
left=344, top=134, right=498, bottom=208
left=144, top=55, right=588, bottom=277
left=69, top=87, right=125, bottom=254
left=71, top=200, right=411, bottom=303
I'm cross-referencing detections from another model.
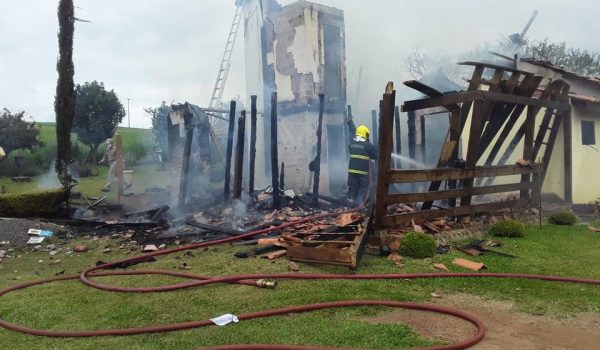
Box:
left=489, top=219, right=525, bottom=238
left=0, top=189, right=66, bottom=218
left=548, top=211, right=578, bottom=226
left=398, top=232, right=436, bottom=259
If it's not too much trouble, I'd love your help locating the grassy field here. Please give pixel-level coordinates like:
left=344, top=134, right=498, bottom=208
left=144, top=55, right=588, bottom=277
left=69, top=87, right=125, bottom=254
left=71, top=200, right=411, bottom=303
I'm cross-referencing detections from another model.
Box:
left=0, top=122, right=154, bottom=178
left=0, top=165, right=164, bottom=200
left=0, top=223, right=599, bottom=349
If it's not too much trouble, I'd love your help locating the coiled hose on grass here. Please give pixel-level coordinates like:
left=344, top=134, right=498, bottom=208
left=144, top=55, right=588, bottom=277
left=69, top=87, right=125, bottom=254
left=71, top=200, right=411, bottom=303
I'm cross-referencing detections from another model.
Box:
left=1, top=176, right=599, bottom=349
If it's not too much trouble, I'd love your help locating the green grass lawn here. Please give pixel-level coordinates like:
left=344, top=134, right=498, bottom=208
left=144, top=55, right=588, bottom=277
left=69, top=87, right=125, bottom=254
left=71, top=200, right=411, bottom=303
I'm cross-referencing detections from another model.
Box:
left=1, top=165, right=164, bottom=201
left=0, top=223, right=599, bottom=349
left=1, top=122, right=154, bottom=178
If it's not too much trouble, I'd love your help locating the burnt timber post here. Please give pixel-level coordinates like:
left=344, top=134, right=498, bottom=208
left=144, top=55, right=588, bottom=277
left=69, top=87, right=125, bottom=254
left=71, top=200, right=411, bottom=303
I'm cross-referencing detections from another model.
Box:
left=233, top=111, right=246, bottom=199
left=371, top=109, right=379, bottom=145
left=521, top=105, right=535, bottom=201
left=270, top=92, right=281, bottom=209
left=248, top=95, right=258, bottom=195
left=312, top=93, right=325, bottom=207
left=115, top=133, right=124, bottom=202
left=224, top=100, right=236, bottom=199
left=178, top=127, right=194, bottom=207
left=375, top=83, right=396, bottom=228
left=419, top=114, right=426, bottom=164
left=343, top=108, right=350, bottom=162
left=407, top=110, right=416, bottom=160
left=347, top=105, right=356, bottom=134
left=394, top=106, right=402, bottom=169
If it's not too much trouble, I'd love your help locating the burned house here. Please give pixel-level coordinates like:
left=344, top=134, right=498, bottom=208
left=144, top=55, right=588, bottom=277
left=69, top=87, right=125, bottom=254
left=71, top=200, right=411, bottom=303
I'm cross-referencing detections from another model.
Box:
left=241, top=0, right=348, bottom=194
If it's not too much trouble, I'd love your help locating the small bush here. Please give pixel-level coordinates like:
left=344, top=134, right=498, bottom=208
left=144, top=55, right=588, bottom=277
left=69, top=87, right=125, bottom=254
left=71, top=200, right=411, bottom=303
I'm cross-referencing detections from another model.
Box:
left=548, top=211, right=578, bottom=225
left=489, top=219, right=525, bottom=238
left=398, top=232, right=436, bottom=259
left=0, top=189, right=66, bottom=218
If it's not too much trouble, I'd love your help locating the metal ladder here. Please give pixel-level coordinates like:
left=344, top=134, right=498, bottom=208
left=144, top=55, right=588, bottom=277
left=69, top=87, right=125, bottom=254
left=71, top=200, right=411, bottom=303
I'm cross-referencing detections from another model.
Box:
left=208, top=5, right=243, bottom=109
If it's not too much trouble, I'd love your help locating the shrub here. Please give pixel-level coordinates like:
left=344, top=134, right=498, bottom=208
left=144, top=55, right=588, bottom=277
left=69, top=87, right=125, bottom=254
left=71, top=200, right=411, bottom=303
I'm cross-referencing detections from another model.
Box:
left=0, top=189, right=66, bottom=218
left=489, top=219, right=525, bottom=238
left=398, top=232, right=436, bottom=259
left=124, top=140, right=148, bottom=165
left=548, top=211, right=578, bottom=225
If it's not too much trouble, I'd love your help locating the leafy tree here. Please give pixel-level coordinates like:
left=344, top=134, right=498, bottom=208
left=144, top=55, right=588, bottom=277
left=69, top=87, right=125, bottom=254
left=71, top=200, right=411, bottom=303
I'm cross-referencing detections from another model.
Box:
left=144, top=101, right=171, bottom=154
left=402, top=38, right=600, bottom=87
left=0, top=108, right=42, bottom=157
left=524, top=39, right=600, bottom=76
left=74, top=81, right=125, bottom=162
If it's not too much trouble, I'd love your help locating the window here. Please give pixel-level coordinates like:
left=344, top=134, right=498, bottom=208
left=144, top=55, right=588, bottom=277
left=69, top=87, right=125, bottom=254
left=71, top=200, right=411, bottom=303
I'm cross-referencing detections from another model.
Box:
left=581, top=120, right=596, bottom=145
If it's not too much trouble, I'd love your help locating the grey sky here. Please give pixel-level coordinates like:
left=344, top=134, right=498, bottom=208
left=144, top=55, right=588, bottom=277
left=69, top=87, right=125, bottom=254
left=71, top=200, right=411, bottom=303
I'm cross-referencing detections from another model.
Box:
left=1, top=0, right=599, bottom=128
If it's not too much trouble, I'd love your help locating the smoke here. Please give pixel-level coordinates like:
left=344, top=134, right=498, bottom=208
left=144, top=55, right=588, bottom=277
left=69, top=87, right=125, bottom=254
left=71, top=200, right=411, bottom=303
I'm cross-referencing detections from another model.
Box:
left=36, top=161, right=61, bottom=189
left=231, top=197, right=250, bottom=230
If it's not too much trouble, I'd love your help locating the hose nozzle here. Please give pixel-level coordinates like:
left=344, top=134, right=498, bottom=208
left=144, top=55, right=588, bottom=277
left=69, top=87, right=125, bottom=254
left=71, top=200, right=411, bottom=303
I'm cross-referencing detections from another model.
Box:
left=256, top=279, right=277, bottom=289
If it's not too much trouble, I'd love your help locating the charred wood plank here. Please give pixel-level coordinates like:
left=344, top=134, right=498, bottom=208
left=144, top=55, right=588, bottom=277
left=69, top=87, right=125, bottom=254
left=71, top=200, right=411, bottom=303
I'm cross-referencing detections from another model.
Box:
left=371, top=109, right=379, bottom=145
left=249, top=95, right=258, bottom=195
left=520, top=105, right=535, bottom=200
left=347, top=105, right=356, bottom=134
left=233, top=111, right=246, bottom=199
left=270, top=92, right=281, bottom=209
left=384, top=182, right=533, bottom=204
left=401, top=90, right=569, bottom=113
left=387, top=164, right=538, bottom=183
left=224, top=100, right=237, bottom=199
left=374, top=83, right=396, bottom=228
left=383, top=200, right=520, bottom=226
left=394, top=106, right=402, bottom=169
left=312, top=94, right=325, bottom=207
left=420, top=65, right=484, bottom=210
left=178, top=128, right=193, bottom=207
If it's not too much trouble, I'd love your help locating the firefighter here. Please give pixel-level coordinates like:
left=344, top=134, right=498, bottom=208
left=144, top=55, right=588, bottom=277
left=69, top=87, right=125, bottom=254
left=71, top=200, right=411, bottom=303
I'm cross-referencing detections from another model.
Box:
left=100, top=138, right=131, bottom=192
left=347, top=125, right=377, bottom=202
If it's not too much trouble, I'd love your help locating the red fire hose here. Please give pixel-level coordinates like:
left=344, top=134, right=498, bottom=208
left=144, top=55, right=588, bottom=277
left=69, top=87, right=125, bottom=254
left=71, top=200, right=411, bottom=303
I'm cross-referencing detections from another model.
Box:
left=1, top=167, right=600, bottom=349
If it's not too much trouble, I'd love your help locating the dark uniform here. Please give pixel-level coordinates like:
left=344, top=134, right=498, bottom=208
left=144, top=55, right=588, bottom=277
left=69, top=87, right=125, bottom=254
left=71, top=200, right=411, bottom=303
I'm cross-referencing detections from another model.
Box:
left=347, top=139, right=378, bottom=202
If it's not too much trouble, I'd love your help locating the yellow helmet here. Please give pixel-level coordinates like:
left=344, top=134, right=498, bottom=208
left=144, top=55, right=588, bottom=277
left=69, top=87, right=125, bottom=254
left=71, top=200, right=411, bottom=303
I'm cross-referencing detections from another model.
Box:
left=356, top=125, right=370, bottom=139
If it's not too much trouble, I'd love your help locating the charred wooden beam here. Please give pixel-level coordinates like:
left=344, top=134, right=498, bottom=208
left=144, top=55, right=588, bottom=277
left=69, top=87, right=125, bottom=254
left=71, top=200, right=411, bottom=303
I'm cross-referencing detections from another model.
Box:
left=407, top=110, right=416, bottom=160
left=385, top=182, right=533, bottom=204
left=178, top=128, right=194, bottom=207
left=347, top=105, right=356, bottom=134
left=374, top=83, right=396, bottom=228
left=343, top=108, right=350, bottom=162
left=371, top=109, right=379, bottom=145
left=482, top=78, right=553, bottom=170
left=394, top=106, right=402, bottom=169
left=401, top=90, right=570, bottom=113
left=419, top=114, right=426, bottom=163
left=520, top=105, right=535, bottom=200
left=249, top=95, right=257, bottom=195
left=312, top=94, right=325, bottom=207
left=383, top=200, right=520, bottom=226
left=233, top=111, right=246, bottom=199
left=224, top=100, right=236, bottom=199
left=459, top=69, right=505, bottom=213
left=270, top=92, right=281, bottom=209
left=387, top=164, right=539, bottom=183
left=540, top=83, right=570, bottom=184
